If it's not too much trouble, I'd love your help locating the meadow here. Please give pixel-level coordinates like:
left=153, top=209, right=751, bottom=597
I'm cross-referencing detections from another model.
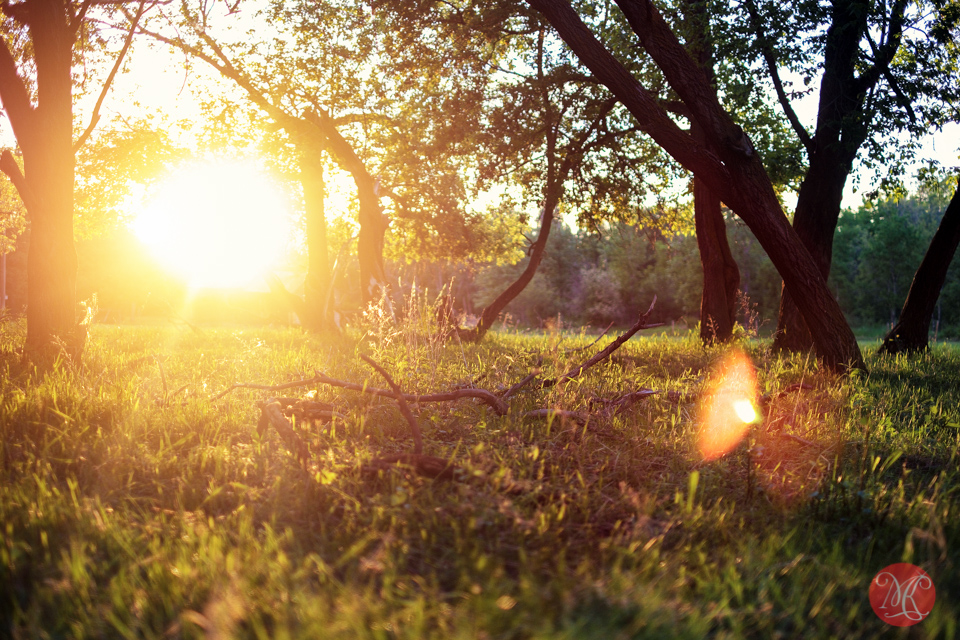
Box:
left=1, top=310, right=957, bottom=639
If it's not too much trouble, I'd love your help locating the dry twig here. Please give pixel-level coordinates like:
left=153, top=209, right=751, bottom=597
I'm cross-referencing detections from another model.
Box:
left=361, top=453, right=458, bottom=480
left=540, top=296, right=658, bottom=389
left=258, top=398, right=309, bottom=465
left=360, top=354, right=423, bottom=455
left=214, top=373, right=508, bottom=415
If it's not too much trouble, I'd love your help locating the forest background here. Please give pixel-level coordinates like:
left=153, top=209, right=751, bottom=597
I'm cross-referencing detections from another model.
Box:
left=4, top=183, right=959, bottom=339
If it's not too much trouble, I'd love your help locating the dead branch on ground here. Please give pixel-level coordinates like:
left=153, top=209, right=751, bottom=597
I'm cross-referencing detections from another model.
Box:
left=258, top=398, right=309, bottom=465
left=360, top=354, right=423, bottom=455
left=539, top=297, right=658, bottom=390
left=360, top=453, right=459, bottom=480
left=214, top=373, right=508, bottom=415
left=563, top=321, right=615, bottom=353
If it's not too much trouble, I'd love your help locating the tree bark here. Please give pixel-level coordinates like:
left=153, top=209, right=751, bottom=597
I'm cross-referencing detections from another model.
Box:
left=298, top=145, right=331, bottom=330
left=0, top=0, right=82, bottom=362
left=769, top=0, right=905, bottom=351
left=460, top=199, right=556, bottom=342
left=695, top=176, right=739, bottom=344
left=879, top=181, right=960, bottom=354
left=682, top=0, right=740, bottom=345
left=773, top=149, right=852, bottom=351
left=526, top=0, right=864, bottom=371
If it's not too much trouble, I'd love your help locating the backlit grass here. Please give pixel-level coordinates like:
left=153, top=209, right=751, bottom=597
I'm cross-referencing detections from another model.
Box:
left=1, top=315, right=957, bottom=638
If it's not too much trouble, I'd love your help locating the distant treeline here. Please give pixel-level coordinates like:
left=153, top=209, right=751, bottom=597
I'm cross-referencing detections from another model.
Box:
left=462, top=187, right=960, bottom=336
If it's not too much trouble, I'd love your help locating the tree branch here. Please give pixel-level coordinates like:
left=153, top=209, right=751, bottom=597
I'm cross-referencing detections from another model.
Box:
left=360, top=354, right=422, bottom=455
left=861, top=25, right=916, bottom=123
left=70, top=0, right=93, bottom=36
left=540, top=296, right=657, bottom=389
left=213, top=373, right=509, bottom=415
left=0, top=39, right=36, bottom=149
left=74, top=0, right=148, bottom=151
left=743, top=0, right=814, bottom=154
left=258, top=398, right=309, bottom=465
left=0, top=150, right=35, bottom=211
left=854, top=0, right=908, bottom=95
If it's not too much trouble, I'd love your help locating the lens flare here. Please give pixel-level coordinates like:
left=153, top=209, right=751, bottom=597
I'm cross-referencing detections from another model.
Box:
left=698, top=350, right=759, bottom=461
left=733, top=399, right=758, bottom=424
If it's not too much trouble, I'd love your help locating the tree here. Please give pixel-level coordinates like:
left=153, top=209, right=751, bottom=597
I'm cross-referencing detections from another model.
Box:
left=0, top=0, right=145, bottom=360
left=135, top=0, right=509, bottom=321
left=732, top=0, right=960, bottom=351
left=880, top=177, right=960, bottom=354
left=523, top=0, right=865, bottom=370
left=678, top=0, right=739, bottom=344
left=398, top=3, right=682, bottom=341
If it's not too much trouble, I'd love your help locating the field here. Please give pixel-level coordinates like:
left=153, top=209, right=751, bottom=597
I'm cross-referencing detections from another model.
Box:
left=1, top=313, right=957, bottom=639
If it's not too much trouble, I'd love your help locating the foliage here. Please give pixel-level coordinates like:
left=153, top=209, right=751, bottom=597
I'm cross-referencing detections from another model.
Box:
left=73, top=122, right=191, bottom=238
left=1, top=321, right=959, bottom=637
left=0, top=167, right=25, bottom=254
left=831, top=178, right=960, bottom=328
left=471, top=219, right=768, bottom=329
left=718, top=0, right=960, bottom=193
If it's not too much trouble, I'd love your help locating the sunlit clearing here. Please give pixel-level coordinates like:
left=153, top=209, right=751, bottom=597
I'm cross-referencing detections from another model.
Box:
left=698, top=350, right=759, bottom=461
left=131, top=160, right=292, bottom=289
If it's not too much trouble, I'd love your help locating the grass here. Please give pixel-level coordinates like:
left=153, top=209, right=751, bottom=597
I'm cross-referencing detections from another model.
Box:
left=0, top=310, right=958, bottom=639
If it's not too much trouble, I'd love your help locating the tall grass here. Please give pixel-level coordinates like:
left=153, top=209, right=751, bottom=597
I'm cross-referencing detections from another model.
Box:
left=0, top=314, right=957, bottom=638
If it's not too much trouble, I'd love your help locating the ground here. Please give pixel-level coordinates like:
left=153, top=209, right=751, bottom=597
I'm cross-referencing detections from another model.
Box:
left=0, top=314, right=957, bottom=638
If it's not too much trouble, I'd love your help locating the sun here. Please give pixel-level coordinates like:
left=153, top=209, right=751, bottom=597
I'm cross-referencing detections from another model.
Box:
left=131, top=160, right=293, bottom=289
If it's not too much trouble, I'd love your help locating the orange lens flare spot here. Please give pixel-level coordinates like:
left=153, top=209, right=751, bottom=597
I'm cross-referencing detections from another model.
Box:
left=698, top=350, right=759, bottom=461
left=733, top=399, right=758, bottom=424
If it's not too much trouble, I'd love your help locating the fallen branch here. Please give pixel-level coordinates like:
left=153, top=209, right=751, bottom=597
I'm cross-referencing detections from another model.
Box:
left=522, top=408, right=590, bottom=426
left=214, top=373, right=509, bottom=415
left=312, top=372, right=509, bottom=416
left=563, top=321, right=615, bottom=353
left=258, top=398, right=309, bottom=465
left=360, top=354, right=423, bottom=455
left=272, top=397, right=347, bottom=423
left=591, top=389, right=659, bottom=414
left=540, top=297, right=658, bottom=389
left=361, top=453, right=459, bottom=480
left=212, top=376, right=321, bottom=401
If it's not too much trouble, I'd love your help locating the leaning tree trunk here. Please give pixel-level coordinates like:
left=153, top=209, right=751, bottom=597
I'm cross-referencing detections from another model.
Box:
left=299, top=145, right=331, bottom=330
left=527, top=0, right=865, bottom=371
left=879, top=181, right=960, bottom=355
left=770, top=0, right=874, bottom=353
left=772, top=150, right=851, bottom=352
left=461, top=197, right=557, bottom=342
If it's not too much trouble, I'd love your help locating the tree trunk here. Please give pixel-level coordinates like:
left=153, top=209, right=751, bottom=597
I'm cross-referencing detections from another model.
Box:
left=682, top=0, right=740, bottom=345
left=772, top=150, right=851, bottom=351
left=299, top=145, right=331, bottom=330
left=302, top=109, right=388, bottom=305
left=356, top=173, right=388, bottom=304
left=526, top=0, right=864, bottom=371
left=770, top=0, right=874, bottom=352
left=879, top=181, right=960, bottom=354
left=695, top=178, right=739, bottom=344
left=3, top=0, right=82, bottom=361
left=460, top=198, right=557, bottom=342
